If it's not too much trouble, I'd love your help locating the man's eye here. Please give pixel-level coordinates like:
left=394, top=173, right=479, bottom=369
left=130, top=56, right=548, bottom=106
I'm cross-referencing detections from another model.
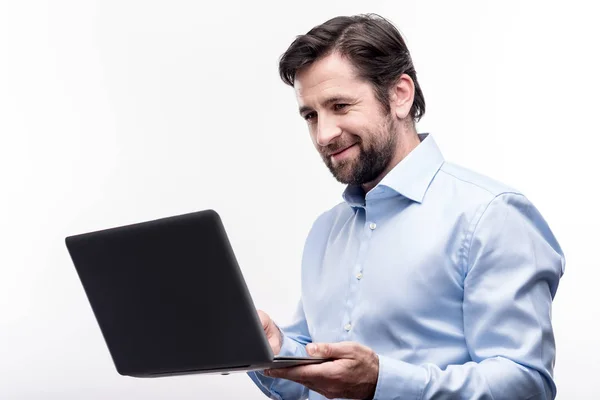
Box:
left=304, top=112, right=316, bottom=121
left=334, top=104, right=349, bottom=111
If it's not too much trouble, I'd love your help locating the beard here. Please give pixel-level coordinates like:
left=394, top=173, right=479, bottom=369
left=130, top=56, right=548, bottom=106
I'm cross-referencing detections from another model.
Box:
left=320, top=114, right=397, bottom=186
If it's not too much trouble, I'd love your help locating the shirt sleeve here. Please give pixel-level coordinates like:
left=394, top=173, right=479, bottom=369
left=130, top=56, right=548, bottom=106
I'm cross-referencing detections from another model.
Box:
left=372, top=192, right=565, bottom=400
left=247, top=298, right=312, bottom=400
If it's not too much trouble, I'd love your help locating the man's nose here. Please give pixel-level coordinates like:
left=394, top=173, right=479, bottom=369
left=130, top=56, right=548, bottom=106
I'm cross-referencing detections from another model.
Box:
left=316, top=116, right=342, bottom=147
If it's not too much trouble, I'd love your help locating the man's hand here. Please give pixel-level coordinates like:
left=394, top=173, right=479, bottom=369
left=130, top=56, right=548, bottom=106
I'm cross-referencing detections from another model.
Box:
left=257, top=309, right=283, bottom=355
left=264, top=341, right=379, bottom=400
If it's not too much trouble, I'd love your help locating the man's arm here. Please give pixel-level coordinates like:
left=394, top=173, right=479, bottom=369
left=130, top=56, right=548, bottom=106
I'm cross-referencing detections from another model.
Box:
left=373, top=192, right=565, bottom=399
left=247, top=298, right=312, bottom=400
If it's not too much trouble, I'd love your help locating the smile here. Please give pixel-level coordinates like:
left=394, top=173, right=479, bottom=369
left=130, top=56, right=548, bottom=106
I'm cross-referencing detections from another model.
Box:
left=330, top=144, right=358, bottom=161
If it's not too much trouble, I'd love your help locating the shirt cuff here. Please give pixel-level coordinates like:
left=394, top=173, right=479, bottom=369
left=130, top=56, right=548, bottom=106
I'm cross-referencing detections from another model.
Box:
left=247, top=330, right=309, bottom=399
left=277, top=327, right=308, bottom=357
left=373, top=354, right=427, bottom=400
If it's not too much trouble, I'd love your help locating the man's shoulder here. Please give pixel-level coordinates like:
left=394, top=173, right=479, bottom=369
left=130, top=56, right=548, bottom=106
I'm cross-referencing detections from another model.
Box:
left=436, top=161, right=523, bottom=199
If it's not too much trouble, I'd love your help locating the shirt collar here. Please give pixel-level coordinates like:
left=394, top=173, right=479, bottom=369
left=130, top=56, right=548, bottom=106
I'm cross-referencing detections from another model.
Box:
left=342, top=133, right=444, bottom=207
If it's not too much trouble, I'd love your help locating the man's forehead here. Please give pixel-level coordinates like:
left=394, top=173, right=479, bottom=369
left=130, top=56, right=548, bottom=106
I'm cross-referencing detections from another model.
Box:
left=294, top=54, right=357, bottom=93
left=294, top=54, right=363, bottom=106
left=295, top=78, right=349, bottom=100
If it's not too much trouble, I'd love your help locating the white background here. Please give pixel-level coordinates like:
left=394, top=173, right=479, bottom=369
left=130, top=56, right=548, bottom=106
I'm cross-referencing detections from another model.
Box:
left=1, top=0, right=598, bottom=399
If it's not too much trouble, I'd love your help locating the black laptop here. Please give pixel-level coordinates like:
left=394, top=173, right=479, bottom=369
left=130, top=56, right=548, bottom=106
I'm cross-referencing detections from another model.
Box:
left=65, top=209, right=325, bottom=377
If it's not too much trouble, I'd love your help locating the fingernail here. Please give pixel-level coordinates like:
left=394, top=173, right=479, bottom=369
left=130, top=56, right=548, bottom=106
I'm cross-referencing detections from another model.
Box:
left=307, top=344, right=317, bottom=354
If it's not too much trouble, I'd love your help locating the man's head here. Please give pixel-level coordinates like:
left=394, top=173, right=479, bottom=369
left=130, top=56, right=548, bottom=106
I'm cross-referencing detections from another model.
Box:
left=278, top=14, right=425, bottom=188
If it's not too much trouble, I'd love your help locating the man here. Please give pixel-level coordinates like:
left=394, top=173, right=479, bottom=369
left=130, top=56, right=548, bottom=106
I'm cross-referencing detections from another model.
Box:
left=247, top=14, right=565, bottom=400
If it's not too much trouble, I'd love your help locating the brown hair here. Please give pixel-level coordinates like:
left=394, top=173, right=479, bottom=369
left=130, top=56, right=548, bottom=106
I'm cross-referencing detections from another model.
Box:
left=279, top=14, right=425, bottom=122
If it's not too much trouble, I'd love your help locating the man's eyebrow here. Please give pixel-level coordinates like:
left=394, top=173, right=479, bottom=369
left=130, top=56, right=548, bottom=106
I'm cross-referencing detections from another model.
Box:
left=298, top=96, right=356, bottom=116
left=299, top=105, right=313, bottom=116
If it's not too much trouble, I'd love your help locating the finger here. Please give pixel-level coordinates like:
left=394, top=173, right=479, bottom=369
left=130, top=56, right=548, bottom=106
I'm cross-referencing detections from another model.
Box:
left=256, top=309, right=269, bottom=330
left=267, top=335, right=278, bottom=346
left=267, top=336, right=281, bottom=353
left=264, top=363, right=326, bottom=381
left=306, top=341, right=363, bottom=359
left=264, top=365, right=306, bottom=380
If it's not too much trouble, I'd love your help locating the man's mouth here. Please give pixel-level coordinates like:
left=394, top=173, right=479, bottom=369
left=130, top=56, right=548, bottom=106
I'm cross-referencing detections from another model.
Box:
left=328, top=144, right=357, bottom=157
left=328, top=143, right=358, bottom=161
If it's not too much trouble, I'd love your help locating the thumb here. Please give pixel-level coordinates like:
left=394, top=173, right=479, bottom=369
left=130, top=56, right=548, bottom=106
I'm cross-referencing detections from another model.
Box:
left=306, top=342, right=356, bottom=358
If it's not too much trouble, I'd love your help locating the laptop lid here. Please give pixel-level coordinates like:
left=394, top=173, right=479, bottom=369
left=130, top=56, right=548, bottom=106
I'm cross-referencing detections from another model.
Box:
left=65, top=209, right=274, bottom=377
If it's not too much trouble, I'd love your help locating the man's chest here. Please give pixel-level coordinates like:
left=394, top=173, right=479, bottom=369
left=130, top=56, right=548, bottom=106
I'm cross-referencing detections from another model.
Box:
left=301, top=206, right=467, bottom=347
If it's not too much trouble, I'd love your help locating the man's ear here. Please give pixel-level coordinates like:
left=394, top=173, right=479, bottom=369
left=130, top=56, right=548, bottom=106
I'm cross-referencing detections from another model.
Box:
left=389, top=74, right=415, bottom=120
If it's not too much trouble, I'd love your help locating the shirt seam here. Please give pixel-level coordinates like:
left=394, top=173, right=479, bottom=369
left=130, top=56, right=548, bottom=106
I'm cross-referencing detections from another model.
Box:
left=460, top=192, right=521, bottom=360
left=461, top=191, right=523, bottom=275
left=438, top=168, right=515, bottom=197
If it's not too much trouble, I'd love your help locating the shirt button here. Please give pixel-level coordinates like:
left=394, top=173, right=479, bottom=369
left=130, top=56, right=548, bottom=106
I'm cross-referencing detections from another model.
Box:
left=356, top=272, right=363, bottom=280
left=369, top=222, right=377, bottom=230
left=344, top=323, right=352, bottom=331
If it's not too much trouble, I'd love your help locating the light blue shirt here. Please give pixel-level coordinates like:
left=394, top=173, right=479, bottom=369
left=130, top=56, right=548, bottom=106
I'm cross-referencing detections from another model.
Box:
left=248, top=133, right=565, bottom=400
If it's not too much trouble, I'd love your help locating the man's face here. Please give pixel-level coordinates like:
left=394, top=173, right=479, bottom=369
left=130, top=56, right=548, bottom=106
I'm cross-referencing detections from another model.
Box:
left=294, top=52, right=398, bottom=186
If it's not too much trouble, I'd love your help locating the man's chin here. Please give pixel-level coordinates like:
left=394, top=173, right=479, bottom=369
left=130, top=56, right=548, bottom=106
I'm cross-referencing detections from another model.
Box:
left=330, top=169, right=359, bottom=185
